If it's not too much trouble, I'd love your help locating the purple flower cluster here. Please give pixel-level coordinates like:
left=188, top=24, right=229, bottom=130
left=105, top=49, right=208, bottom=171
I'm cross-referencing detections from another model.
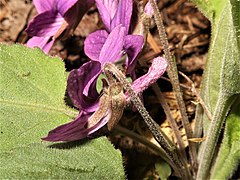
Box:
left=26, top=0, right=167, bottom=142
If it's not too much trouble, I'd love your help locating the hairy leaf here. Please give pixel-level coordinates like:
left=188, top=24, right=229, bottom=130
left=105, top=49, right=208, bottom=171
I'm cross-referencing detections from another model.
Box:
left=211, top=97, right=240, bottom=179
left=0, top=44, right=125, bottom=179
left=0, top=44, right=75, bottom=150
left=192, top=0, right=240, bottom=179
left=0, top=137, right=125, bottom=179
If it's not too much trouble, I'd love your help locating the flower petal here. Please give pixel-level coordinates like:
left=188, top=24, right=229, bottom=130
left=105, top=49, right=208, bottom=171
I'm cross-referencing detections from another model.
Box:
left=26, top=11, right=64, bottom=37
left=95, top=0, right=118, bottom=31
left=124, top=34, right=144, bottom=74
left=26, top=36, right=54, bottom=53
left=33, top=0, right=56, bottom=14
left=99, top=25, right=125, bottom=63
left=111, top=0, right=132, bottom=32
left=63, top=0, right=95, bottom=35
left=57, top=0, right=78, bottom=16
left=131, top=57, right=167, bottom=94
left=42, top=111, right=110, bottom=142
left=84, top=30, right=109, bottom=61
left=67, top=61, right=101, bottom=112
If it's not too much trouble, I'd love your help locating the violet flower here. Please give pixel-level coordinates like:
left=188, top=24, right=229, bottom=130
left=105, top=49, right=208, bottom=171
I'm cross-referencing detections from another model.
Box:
left=85, top=0, right=144, bottom=76
left=26, top=0, right=94, bottom=53
left=42, top=0, right=166, bottom=142
left=42, top=57, right=167, bottom=142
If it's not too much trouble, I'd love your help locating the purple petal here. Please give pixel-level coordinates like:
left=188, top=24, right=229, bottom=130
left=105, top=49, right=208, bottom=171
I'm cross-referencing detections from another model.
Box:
left=111, top=0, right=133, bottom=32
left=84, top=30, right=109, bottom=61
left=26, top=36, right=54, bottom=53
left=42, top=111, right=110, bottom=142
left=67, top=61, right=101, bottom=112
left=124, top=35, right=144, bottom=74
left=63, top=0, right=95, bottom=34
left=95, top=0, right=118, bottom=31
left=131, top=57, right=167, bottom=94
left=33, top=0, right=56, bottom=14
left=26, top=11, right=64, bottom=37
left=57, top=0, right=78, bottom=16
left=99, top=25, right=125, bottom=63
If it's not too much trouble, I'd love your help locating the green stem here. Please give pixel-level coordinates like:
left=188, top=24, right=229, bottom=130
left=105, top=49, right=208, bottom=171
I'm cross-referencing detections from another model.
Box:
left=196, top=93, right=236, bottom=180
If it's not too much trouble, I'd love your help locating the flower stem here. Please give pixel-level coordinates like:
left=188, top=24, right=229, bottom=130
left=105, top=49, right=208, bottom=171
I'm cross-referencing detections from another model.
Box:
left=103, top=63, right=184, bottom=173
left=149, top=0, right=197, bottom=169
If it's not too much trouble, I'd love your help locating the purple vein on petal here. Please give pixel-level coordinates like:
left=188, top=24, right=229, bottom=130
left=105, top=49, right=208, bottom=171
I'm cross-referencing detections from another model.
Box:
left=26, top=11, right=64, bottom=37
left=95, top=0, right=118, bottom=31
left=111, top=0, right=132, bottom=32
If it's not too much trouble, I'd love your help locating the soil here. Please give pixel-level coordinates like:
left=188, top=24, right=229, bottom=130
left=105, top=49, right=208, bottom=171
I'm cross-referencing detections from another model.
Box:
left=0, top=0, right=211, bottom=179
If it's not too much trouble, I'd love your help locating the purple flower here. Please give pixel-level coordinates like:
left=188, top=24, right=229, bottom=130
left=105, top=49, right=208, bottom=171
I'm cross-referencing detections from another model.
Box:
left=42, top=57, right=167, bottom=142
left=95, top=0, right=132, bottom=33
left=25, top=0, right=94, bottom=53
left=85, top=0, right=144, bottom=76
left=42, top=0, right=167, bottom=142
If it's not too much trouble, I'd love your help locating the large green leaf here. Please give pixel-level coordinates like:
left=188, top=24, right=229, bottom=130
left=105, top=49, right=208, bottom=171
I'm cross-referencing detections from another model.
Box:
left=199, top=0, right=240, bottom=121
left=191, top=0, right=240, bottom=179
left=0, top=44, right=125, bottom=179
left=0, top=137, right=125, bottom=179
left=211, top=98, right=240, bottom=179
left=0, top=43, right=75, bottom=150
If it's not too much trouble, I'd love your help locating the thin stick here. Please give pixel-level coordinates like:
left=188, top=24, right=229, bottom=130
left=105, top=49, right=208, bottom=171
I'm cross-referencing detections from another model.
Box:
left=179, top=71, right=213, bottom=121
left=147, top=33, right=187, bottom=158
left=152, top=84, right=188, bottom=158
left=149, top=0, right=197, bottom=169
left=147, top=34, right=190, bottom=177
left=152, top=84, right=192, bottom=179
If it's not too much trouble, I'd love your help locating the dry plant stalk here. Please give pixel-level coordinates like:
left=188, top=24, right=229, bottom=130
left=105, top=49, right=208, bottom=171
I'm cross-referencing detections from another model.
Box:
left=149, top=0, right=198, bottom=170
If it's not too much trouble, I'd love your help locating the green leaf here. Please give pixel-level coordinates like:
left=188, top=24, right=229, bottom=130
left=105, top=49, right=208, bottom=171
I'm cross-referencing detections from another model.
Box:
left=191, top=0, right=234, bottom=22
left=0, top=44, right=75, bottom=151
left=192, top=0, right=240, bottom=135
left=200, top=0, right=240, bottom=116
left=231, top=0, right=240, bottom=48
left=0, top=137, right=125, bottom=179
left=211, top=97, right=240, bottom=179
left=155, top=161, right=171, bottom=180
left=190, top=0, right=214, bottom=21
left=191, top=0, right=240, bottom=179
left=0, top=44, right=125, bottom=179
